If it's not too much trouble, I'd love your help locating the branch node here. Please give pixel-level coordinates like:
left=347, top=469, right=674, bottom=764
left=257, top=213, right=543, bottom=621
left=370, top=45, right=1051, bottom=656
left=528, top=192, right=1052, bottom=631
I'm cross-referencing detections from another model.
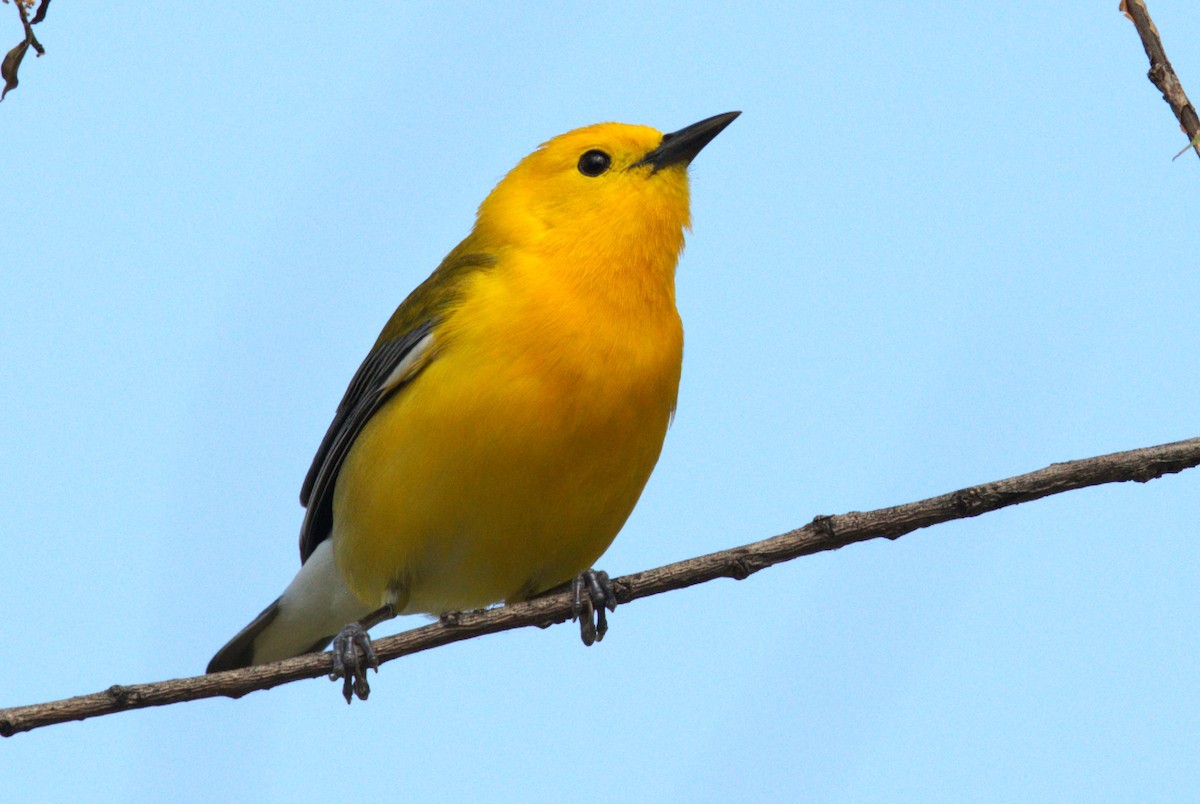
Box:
left=952, top=487, right=986, bottom=516
left=1131, top=460, right=1168, bottom=483
left=811, top=515, right=837, bottom=540
left=106, top=684, right=133, bottom=705
left=728, top=556, right=753, bottom=580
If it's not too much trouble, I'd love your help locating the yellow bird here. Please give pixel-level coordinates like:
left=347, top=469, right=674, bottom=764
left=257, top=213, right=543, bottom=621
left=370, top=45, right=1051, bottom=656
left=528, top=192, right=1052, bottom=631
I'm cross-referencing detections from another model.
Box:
left=207, top=112, right=739, bottom=698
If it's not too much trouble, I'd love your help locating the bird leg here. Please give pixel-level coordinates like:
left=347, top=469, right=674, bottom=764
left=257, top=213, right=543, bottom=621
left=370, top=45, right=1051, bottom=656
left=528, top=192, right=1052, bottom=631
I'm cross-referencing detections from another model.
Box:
left=328, top=604, right=396, bottom=704
left=571, top=569, right=618, bottom=646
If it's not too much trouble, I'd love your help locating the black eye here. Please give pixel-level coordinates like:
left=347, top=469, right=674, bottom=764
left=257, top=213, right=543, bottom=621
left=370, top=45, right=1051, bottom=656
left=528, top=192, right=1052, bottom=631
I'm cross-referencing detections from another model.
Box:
left=577, top=149, right=611, bottom=177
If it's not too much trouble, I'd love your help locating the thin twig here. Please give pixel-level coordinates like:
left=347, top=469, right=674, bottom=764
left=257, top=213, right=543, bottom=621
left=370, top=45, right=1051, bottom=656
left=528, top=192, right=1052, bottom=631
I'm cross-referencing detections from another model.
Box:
left=1, top=436, right=1197, bottom=737
left=1, top=0, right=44, bottom=102
left=1122, top=0, right=1200, bottom=160
left=12, top=1, right=41, bottom=55
left=30, top=0, right=50, bottom=26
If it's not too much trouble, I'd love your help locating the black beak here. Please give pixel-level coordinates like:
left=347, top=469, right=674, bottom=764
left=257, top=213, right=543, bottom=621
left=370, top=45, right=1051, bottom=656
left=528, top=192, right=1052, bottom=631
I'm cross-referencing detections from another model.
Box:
left=632, top=111, right=741, bottom=173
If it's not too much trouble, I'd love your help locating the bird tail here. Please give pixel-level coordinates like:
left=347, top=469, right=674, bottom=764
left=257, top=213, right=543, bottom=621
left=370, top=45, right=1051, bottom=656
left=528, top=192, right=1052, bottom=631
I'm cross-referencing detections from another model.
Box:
left=207, top=597, right=293, bottom=673
left=206, top=540, right=374, bottom=673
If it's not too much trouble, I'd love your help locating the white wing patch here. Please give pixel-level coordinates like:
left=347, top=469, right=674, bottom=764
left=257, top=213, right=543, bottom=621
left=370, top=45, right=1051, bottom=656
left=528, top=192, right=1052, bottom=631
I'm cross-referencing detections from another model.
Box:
left=380, top=331, right=436, bottom=393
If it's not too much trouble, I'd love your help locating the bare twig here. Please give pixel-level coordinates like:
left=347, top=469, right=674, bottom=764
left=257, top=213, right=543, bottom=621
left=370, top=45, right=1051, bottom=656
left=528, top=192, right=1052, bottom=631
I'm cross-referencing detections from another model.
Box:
left=1122, top=0, right=1200, bottom=160
left=30, top=0, right=50, bottom=26
left=1, top=436, right=1197, bottom=737
left=1, top=0, right=45, bottom=102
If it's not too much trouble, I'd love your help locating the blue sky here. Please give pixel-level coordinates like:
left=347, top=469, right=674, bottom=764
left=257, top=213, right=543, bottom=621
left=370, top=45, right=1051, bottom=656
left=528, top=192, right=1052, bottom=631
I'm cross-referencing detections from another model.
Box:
left=3, top=3, right=1198, bottom=801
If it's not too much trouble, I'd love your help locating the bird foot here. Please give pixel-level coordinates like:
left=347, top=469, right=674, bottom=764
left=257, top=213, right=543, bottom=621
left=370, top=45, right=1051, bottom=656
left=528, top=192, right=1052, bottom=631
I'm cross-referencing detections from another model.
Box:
left=571, top=568, right=618, bottom=646
left=329, top=622, right=379, bottom=704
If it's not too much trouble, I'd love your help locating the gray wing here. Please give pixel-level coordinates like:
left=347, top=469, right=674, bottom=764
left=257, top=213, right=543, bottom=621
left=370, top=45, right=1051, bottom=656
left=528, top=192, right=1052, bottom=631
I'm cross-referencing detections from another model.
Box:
left=297, top=321, right=435, bottom=563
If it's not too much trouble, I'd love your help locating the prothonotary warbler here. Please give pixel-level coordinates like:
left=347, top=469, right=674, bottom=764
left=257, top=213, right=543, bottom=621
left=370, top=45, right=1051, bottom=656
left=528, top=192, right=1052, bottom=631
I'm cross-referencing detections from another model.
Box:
left=207, top=112, right=740, bottom=700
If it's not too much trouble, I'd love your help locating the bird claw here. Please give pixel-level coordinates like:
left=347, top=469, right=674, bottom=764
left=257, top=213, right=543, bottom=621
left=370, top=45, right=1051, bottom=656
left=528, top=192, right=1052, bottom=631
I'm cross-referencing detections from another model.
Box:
left=571, top=569, right=618, bottom=646
left=329, top=622, right=379, bottom=704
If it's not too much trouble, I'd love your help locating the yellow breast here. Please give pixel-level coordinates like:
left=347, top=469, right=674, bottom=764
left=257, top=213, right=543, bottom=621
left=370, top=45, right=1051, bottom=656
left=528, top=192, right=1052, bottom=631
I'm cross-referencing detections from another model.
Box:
left=331, top=248, right=683, bottom=613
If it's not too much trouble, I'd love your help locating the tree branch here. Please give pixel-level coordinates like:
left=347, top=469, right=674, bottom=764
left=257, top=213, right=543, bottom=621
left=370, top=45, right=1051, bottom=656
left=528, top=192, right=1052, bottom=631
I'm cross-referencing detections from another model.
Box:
left=2, top=436, right=1198, bottom=736
left=1122, top=0, right=1200, bottom=160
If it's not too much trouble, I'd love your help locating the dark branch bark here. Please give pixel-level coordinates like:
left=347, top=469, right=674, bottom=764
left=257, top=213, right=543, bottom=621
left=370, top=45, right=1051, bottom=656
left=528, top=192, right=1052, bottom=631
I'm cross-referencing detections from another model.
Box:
left=1122, top=0, right=1200, bottom=160
left=1, top=436, right=1197, bottom=737
left=30, top=0, right=51, bottom=26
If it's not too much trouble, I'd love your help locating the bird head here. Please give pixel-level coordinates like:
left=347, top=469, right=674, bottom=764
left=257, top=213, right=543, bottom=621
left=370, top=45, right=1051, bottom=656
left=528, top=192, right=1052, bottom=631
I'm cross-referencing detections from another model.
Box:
left=474, top=113, right=740, bottom=269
